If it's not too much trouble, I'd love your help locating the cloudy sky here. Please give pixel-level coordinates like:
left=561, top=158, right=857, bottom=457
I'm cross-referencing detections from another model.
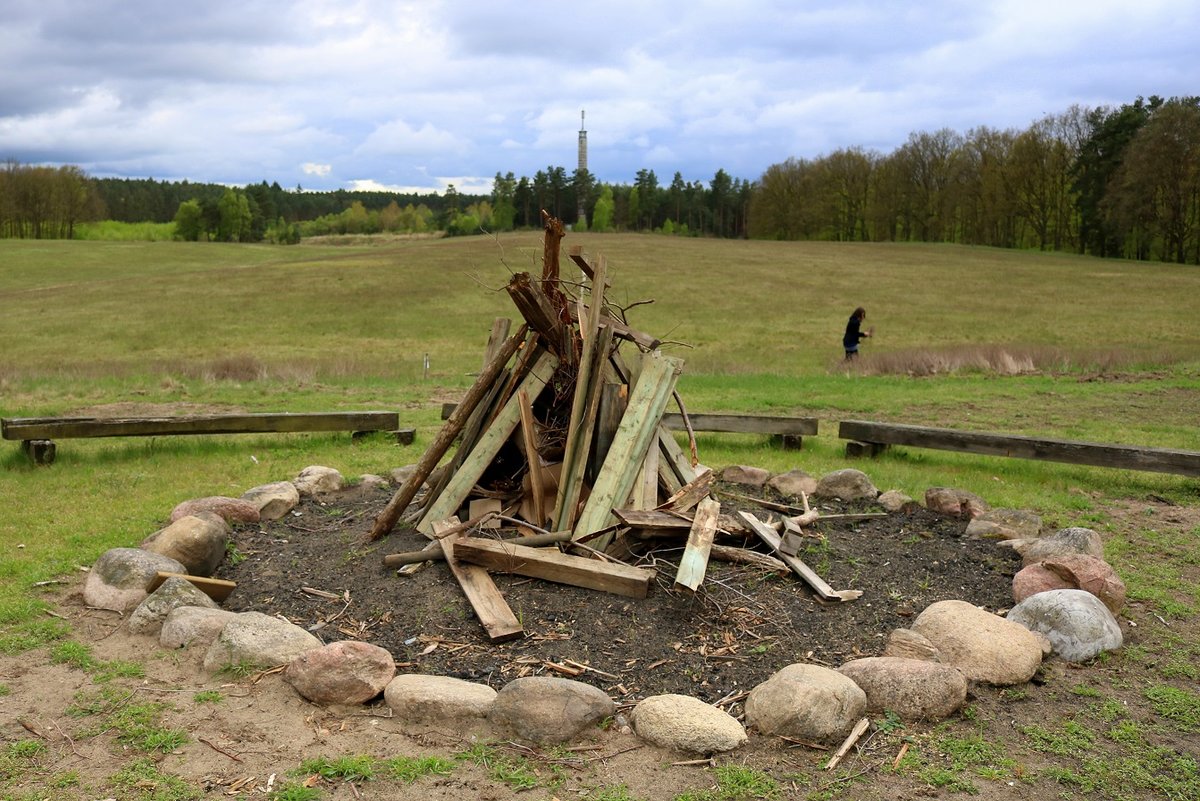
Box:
left=2, top=0, right=1197, bottom=194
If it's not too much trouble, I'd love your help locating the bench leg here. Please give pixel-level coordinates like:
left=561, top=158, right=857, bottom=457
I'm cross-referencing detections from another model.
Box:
left=20, top=439, right=57, bottom=465
left=771, top=434, right=804, bottom=450
left=845, top=440, right=888, bottom=458
left=352, top=428, right=416, bottom=445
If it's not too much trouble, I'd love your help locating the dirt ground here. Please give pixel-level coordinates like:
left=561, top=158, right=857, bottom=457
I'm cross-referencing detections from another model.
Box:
left=3, top=485, right=1198, bottom=801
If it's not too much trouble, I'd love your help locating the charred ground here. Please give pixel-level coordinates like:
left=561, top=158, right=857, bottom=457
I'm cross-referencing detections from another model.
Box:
left=215, top=481, right=1020, bottom=709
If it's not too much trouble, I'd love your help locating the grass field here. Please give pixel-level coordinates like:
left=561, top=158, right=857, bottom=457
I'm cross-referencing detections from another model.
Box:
left=2, top=234, right=1199, bottom=800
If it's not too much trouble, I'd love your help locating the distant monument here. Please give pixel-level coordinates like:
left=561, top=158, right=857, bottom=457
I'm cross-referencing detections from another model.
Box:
left=577, top=110, right=588, bottom=225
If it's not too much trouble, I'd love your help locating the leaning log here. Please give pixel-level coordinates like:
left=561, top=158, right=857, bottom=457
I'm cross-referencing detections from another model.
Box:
left=365, top=327, right=527, bottom=542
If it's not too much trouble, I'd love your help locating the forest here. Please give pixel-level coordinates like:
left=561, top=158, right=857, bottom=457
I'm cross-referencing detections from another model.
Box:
left=1, top=95, right=1197, bottom=263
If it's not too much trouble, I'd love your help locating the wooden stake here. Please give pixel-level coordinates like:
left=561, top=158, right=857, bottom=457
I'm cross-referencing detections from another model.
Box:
left=517, top=388, right=546, bottom=529
left=824, top=718, right=870, bottom=771
left=674, top=497, right=720, bottom=591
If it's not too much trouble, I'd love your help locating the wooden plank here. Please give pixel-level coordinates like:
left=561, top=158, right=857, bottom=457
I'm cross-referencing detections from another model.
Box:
left=517, top=389, right=547, bottom=529
left=660, top=413, right=819, bottom=437
left=591, top=382, right=628, bottom=483
left=366, top=329, right=528, bottom=541
left=674, top=497, right=720, bottom=591
left=632, top=431, right=660, bottom=510
left=146, top=572, right=236, bottom=603
left=838, top=420, right=1200, bottom=478
left=612, top=507, right=750, bottom=535
left=1, top=412, right=400, bottom=441
left=737, top=511, right=861, bottom=602
left=572, top=351, right=683, bottom=548
left=419, top=350, right=559, bottom=535
left=553, top=257, right=609, bottom=530
left=453, top=536, right=653, bottom=599
left=383, top=529, right=573, bottom=568
left=434, top=519, right=524, bottom=643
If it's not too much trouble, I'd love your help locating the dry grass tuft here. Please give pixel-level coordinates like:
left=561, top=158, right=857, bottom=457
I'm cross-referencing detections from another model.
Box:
left=848, top=345, right=1185, bottom=377
left=196, top=354, right=268, bottom=383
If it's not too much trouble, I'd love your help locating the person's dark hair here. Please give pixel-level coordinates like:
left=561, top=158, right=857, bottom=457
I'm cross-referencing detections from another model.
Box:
left=852, top=307, right=866, bottom=320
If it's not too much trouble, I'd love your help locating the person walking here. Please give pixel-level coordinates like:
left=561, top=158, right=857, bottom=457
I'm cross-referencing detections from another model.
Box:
left=843, top=307, right=872, bottom=360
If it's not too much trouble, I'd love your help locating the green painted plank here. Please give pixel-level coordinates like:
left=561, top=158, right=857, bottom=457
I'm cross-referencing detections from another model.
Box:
left=572, top=350, right=683, bottom=547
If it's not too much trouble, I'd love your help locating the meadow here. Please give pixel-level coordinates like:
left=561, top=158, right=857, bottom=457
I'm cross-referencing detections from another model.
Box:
left=1, top=233, right=1199, bottom=800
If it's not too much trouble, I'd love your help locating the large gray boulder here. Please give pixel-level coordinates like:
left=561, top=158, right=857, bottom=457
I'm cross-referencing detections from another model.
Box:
left=814, top=469, right=878, bottom=502
left=838, top=657, right=967, bottom=721
left=883, top=628, right=941, bottom=662
left=720, top=465, right=770, bottom=488
left=489, top=677, right=615, bottom=744
left=744, top=663, right=866, bottom=743
left=965, top=508, right=1042, bottom=540
left=127, top=576, right=219, bottom=637
left=202, top=611, right=322, bottom=674
left=1015, top=527, right=1104, bottom=565
left=1006, top=589, right=1123, bottom=663
left=284, top=641, right=396, bottom=705
left=631, top=694, right=747, bottom=755
left=293, top=465, right=344, bottom=496
left=385, top=675, right=497, bottom=729
left=241, top=481, right=301, bottom=521
left=910, top=600, right=1042, bottom=685
left=83, top=548, right=187, bottom=613
left=160, top=606, right=239, bottom=651
left=140, top=513, right=229, bottom=576
left=767, top=469, right=817, bottom=499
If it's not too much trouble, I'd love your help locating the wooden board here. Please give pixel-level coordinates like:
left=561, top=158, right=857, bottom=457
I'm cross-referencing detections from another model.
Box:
left=674, top=497, right=720, bottom=591
left=572, top=351, right=683, bottom=547
left=1, top=412, right=399, bottom=441
left=737, top=511, right=861, bottom=602
left=433, top=520, right=524, bottom=643
left=838, top=420, right=1200, bottom=477
left=146, top=572, right=237, bottom=603
left=660, top=413, right=818, bottom=436
left=453, top=537, right=653, bottom=599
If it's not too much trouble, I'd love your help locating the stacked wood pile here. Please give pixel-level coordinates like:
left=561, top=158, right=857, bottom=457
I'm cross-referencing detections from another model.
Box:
left=367, top=213, right=861, bottom=642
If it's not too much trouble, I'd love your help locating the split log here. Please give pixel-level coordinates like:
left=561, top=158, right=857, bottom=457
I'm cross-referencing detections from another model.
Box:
left=517, top=389, right=547, bottom=529
left=366, top=327, right=528, bottom=541
left=506, top=273, right=565, bottom=358
left=454, top=536, right=653, bottom=599
left=657, top=468, right=713, bottom=514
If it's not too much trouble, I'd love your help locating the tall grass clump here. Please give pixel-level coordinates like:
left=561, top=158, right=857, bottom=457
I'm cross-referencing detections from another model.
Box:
left=72, top=221, right=177, bottom=241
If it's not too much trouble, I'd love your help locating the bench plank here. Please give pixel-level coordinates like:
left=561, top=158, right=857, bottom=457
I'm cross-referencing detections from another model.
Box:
left=1, top=412, right=400, bottom=441
left=839, top=420, right=1200, bottom=478
left=660, top=413, right=818, bottom=436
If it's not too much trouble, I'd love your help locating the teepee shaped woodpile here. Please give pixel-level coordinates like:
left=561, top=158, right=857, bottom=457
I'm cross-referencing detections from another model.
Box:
left=365, top=213, right=856, bottom=642
left=367, top=212, right=700, bottom=553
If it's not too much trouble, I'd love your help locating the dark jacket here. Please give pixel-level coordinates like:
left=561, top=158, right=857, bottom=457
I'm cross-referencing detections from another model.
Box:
left=843, top=315, right=867, bottom=350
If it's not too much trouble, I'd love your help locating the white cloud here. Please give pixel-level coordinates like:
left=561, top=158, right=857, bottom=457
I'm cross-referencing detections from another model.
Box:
left=3, top=0, right=1199, bottom=190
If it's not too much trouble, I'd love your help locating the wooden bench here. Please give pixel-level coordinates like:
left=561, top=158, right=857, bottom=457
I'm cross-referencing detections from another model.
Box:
left=2, top=411, right=411, bottom=465
left=441, top=403, right=818, bottom=449
left=838, top=419, right=1200, bottom=477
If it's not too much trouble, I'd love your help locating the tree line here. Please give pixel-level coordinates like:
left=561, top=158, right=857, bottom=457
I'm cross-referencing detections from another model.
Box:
left=749, top=95, right=1200, bottom=264
left=3, top=94, right=1197, bottom=262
